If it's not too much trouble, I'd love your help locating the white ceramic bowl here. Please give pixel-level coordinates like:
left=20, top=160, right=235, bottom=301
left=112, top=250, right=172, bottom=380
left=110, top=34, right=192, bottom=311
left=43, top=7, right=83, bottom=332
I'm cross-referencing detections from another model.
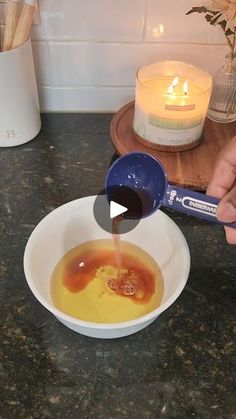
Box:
left=24, top=196, right=190, bottom=339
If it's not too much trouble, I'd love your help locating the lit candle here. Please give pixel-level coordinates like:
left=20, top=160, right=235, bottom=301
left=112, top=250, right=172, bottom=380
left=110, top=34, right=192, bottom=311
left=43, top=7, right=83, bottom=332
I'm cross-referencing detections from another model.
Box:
left=172, top=77, right=179, bottom=88
left=183, top=80, right=189, bottom=96
left=133, top=61, right=213, bottom=150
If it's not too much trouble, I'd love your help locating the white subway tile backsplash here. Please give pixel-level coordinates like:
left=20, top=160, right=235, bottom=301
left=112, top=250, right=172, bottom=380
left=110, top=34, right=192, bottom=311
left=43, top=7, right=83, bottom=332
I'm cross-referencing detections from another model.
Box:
left=39, top=86, right=135, bottom=112
left=43, top=42, right=151, bottom=87
left=146, top=0, right=225, bottom=44
left=33, top=42, right=228, bottom=91
left=37, top=36, right=227, bottom=112
left=32, top=0, right=145, bottom=42
left=23, top=0, right=231, bottom=111
left=32, top=42, right=53, bottom=86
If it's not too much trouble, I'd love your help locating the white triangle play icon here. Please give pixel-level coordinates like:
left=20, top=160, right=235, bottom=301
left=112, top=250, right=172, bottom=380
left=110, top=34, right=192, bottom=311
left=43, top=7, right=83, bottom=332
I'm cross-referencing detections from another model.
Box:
left=110, top=201, right=128, bottom=219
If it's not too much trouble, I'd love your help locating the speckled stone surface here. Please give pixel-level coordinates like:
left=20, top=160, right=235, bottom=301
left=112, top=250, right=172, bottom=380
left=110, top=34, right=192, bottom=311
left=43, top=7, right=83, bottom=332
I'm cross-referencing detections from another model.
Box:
left=0, top=114, right=235, bottom=419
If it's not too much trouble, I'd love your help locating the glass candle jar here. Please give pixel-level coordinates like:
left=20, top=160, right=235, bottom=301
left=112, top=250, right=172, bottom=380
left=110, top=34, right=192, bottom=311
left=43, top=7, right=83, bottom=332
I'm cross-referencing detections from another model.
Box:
left=133, top=61, right=213, bottom=151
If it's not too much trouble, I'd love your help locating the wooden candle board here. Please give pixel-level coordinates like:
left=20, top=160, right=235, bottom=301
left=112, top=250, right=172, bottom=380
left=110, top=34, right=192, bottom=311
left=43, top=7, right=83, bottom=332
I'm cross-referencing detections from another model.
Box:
left=110, top=101, right=236, bottom=191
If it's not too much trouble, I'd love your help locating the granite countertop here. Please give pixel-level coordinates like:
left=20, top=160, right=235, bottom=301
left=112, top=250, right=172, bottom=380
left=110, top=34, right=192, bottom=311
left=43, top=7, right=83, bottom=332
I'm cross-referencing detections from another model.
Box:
left=0, top=114, right=235, bottom=419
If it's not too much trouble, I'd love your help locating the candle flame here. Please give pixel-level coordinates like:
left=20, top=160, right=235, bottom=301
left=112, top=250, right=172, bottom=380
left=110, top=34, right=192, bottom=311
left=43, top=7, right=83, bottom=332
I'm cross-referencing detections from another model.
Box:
left=183, top=81, right=189, bottom=95
left=168, top=84, right=174, bottom=95
left=167, top=77, right=179, bottom=96
left=172, top=77, right=179, bottom=87
left=159, top=24, right=164, bottom=35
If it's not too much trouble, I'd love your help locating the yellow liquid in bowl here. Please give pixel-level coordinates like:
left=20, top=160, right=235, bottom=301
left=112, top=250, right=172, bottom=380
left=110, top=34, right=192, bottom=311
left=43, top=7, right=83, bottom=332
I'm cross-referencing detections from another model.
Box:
left=51, top=239, right=164, bottom=323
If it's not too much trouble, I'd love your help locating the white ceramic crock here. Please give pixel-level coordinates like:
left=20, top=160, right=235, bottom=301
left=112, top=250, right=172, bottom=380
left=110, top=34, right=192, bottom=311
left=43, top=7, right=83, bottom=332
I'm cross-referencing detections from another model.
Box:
left=0, top=39, right=41, bottom=147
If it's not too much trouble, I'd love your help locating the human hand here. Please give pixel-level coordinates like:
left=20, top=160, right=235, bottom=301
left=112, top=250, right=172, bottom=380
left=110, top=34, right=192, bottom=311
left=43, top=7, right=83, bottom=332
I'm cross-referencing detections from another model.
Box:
left=207, top=136, right=236, bottom=244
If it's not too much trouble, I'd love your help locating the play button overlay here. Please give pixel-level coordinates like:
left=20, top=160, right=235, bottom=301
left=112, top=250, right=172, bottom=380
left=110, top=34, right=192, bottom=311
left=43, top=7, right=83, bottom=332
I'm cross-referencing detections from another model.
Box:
left=93, top=186, right=142, bottom=234
left=110, top=201, right=128, bottom=219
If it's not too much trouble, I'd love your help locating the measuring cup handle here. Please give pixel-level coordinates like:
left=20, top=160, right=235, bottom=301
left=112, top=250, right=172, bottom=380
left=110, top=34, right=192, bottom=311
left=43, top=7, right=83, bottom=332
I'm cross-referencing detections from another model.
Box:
left=163, top=184, right=236, bottom=228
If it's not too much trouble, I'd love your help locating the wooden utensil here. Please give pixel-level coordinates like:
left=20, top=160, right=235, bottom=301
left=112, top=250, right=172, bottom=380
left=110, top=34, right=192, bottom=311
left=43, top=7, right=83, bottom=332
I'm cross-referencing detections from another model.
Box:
left=12, top=0, right=36, bottom=49
left=0, top=1, right=3, bottom=51
left=0, top=5, right=1, bottom=52
left=3, top=0, right=21, bottom=51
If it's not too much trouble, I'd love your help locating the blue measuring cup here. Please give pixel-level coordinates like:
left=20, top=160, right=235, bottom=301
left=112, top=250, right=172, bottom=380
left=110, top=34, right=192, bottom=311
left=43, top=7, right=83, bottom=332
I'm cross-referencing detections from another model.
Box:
left=105, top=152, right=236, bottom=227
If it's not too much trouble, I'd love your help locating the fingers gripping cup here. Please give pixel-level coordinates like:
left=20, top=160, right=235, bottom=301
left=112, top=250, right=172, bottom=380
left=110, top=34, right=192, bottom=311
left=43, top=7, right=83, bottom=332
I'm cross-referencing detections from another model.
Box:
left=105, top=152, right=236, bottom=228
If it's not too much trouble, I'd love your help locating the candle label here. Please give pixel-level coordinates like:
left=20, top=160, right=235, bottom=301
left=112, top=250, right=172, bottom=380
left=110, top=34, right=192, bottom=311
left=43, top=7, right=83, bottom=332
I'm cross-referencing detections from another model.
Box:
left=165, top=104, right=196, bottom=111
left=149, top=114, right=202, bottom=130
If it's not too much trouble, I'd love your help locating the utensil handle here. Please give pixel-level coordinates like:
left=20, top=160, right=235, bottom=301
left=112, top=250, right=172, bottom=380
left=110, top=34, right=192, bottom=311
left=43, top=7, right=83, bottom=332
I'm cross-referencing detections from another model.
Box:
left=163, top=184, right=236, bottom=228
left=12, top=0, right=36, bottom=49
left=3, top=0, right=20, bottom=52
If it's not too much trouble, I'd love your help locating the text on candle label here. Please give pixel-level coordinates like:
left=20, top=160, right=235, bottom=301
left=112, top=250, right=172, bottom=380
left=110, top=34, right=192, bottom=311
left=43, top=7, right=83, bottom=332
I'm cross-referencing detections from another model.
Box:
left=149, top=114, right=202, bottom=130
left=165, top=104, right=196, bottom=111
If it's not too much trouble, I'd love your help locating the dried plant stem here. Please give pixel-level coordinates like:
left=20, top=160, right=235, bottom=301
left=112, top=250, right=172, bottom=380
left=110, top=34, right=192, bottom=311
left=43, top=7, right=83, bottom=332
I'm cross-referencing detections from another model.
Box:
left=231, top=33, right=236, bottom=59
left=223, top=29, right=236, bottom=73
left=225, top=33, right=233, bottom=50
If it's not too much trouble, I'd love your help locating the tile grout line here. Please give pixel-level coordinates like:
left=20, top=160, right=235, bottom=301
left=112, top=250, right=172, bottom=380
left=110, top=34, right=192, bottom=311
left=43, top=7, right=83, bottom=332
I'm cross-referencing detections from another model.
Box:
left=39, top=85, right=135, bottom=89
left=31, top=39, right=226, bottom=47
left=142, top=0, right=148, bottom=42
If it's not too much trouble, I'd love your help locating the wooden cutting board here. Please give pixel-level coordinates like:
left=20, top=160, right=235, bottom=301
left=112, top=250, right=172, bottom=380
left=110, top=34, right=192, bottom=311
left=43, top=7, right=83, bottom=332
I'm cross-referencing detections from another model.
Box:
left=110, top=101, right=236, bottom=191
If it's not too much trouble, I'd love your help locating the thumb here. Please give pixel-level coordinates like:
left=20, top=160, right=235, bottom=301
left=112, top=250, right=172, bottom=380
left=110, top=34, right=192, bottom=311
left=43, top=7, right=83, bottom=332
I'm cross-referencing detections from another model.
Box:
left=217, top=184, right=236, bottom=223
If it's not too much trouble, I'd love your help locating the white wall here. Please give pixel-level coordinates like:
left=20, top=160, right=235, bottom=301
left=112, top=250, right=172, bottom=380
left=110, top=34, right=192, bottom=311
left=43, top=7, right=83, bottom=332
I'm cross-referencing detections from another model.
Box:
left=2, top=0, right=229, bottom=111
